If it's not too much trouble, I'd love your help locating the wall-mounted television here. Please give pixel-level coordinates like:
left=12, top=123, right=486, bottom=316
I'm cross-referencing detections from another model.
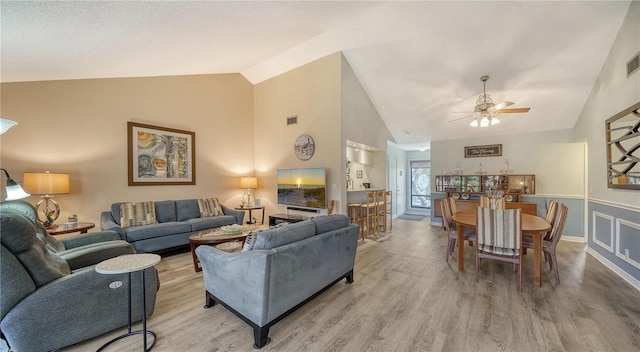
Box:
left=277, top=168, right=327, bottom=209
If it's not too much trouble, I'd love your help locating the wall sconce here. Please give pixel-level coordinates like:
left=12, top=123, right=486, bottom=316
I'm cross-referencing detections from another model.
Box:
left=0, top=168, right=30, bottom=200
left=240, top=176, right=258, bottom=207
left=23, top=171, right=70, bottom=227
left=0, top=118, right=18, bottom=135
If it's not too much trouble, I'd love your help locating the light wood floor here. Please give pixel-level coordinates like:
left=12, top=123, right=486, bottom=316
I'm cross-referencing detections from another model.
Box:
left=61, top=219, right=640, bottom=352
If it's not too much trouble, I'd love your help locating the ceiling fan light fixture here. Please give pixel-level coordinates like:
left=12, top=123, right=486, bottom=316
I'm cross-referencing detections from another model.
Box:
left=490, top=116, right=500, bottom=125
left=469, top=118, right=479, bottom=127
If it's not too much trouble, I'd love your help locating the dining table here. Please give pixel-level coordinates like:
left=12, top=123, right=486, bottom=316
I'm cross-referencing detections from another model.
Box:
left=451, top=208, right=551, bottom=287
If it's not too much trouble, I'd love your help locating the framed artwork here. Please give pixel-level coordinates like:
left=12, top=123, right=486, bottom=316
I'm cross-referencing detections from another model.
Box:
left=357, top=170, right=363, bottom=178
left=294, top=134, right=315, bottom=160
left=464, top=144, right=502, bottom=158
left=127, top=122, right=195, bottom=186
left=605, top=101, right=640, bottom=189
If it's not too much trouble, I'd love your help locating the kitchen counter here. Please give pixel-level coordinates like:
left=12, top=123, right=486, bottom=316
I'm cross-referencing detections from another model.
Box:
left=347, top=188, right=386, bottom=204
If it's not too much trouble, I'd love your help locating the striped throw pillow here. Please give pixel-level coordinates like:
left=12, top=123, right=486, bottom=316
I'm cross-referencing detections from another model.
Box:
left=120, top=202, right=157, bottom=228
left=197, top=198, right=224, bottom=217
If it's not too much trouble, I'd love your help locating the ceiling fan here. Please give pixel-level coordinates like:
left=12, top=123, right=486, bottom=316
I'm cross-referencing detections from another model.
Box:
left=451, top=75, right=531, bottom=127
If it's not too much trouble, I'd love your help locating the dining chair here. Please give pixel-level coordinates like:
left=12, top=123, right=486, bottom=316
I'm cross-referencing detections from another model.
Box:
left=543, top=200, right=559, bottom=240
left=476, top=207, right=523, bottom=291
left=441, top=199, right=476, bottom=263
left=522, top=204, right=568, bottom=284
left=479, top=196, right=506, bottom=209
left=522, top=200, right=558, bottom=255
left=448, top=197, right=458, bottom=215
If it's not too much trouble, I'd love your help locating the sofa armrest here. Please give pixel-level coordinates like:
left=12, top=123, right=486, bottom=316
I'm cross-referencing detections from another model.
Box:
left=100, top=211, right=126, bottom=239
left=0, top=265, right=159, bottom=352
left=222, top=205, right=245, bottom=225
left=195, top=246, right=270, bottom=325
left=58, top=240, right=136, bottom=270
left=61, top=231, right=121, bottom=249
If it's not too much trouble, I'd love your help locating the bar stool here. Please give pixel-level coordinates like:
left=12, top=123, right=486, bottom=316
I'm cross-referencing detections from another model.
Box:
left=383, top=190, right=392, bottom=231
left=375, top=190, right=386, bottom=232
left=347, top=203, right=365, bottom=241
left=361, top=191, right=378, bottom=239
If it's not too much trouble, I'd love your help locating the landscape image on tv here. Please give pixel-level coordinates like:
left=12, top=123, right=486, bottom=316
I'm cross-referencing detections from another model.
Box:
left=277, top=168, right=326, bottom=209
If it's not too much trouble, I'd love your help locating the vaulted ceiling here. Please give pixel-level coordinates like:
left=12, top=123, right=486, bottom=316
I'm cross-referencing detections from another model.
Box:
left=1, top=1, right=632, bottom=149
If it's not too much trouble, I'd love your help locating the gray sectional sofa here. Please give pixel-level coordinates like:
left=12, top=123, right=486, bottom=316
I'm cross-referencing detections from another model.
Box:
left=101, top=199, right=245, bottom=253
left=195, top=214, right=359, bottom=349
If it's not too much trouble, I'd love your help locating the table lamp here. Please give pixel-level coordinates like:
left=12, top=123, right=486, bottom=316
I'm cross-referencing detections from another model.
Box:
left=0, top=168, right=31, bottom=200
left=23, top=171, right=70, bottom=226
left=240, top=176, right=257, bottom=207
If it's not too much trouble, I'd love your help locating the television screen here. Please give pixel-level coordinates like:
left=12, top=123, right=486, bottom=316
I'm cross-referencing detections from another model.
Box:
left=277, top=168, right=326, bottom=209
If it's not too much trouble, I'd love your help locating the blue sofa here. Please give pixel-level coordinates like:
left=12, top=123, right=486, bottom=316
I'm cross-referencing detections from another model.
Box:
left=101, top=199, right=245, bottom=253
left=195, top=214, right=359, bottom=348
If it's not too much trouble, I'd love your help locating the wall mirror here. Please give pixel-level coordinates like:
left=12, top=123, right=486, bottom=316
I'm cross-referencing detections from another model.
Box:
left=606, top=101, right=640, bottom=189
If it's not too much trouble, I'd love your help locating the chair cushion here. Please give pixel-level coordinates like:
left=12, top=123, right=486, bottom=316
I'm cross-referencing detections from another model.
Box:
left=184, top=215, right=236, bottom=232
left=175, top=199, right=200, bottom=221
left=124, top=222, right=191, bottom=241
left=311, top=214, right=350, bottom=234
left=252, top=221, right=316, bottom=250
left=197, top=198, right=224, bottom=217
left=120, top=202, right=157, bottom=228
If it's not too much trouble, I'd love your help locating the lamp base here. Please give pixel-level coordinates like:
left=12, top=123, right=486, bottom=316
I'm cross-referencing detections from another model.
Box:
left=35, top=196, right=61, bottom=227
left=242, top=190, right=255, bottom=207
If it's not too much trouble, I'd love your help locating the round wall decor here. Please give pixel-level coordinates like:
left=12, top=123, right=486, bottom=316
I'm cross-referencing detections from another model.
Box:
left=294, top=134, right=315, bottom=160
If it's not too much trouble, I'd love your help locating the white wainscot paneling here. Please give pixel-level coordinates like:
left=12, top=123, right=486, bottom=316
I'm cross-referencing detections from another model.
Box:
left=593, top=211, right=614, bottom=252
left=616, top=218, right=640, bottom=269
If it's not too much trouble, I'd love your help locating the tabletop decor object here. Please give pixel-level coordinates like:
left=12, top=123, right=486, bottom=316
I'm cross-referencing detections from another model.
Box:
left=127, top=122, right=195, bottom=186
left=0, top=118, right=18, bottom=134
left=22, top=171, right=69, bottom=226
left=0, top=168, right=30, bottom=200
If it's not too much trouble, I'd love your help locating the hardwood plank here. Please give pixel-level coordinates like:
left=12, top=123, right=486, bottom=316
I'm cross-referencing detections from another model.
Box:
left=58, top=218, right=640, bottom=352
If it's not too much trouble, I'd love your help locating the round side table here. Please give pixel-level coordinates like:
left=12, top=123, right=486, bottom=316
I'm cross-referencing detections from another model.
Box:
left=95, top=254, right=161, bottom=351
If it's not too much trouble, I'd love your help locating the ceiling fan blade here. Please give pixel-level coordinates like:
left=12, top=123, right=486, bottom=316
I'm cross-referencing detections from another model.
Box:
left=496, top=107, right=530, bottom=114
left=492, top=101, right=514, bottom=110
left=449, top=113, right=476, bottom=122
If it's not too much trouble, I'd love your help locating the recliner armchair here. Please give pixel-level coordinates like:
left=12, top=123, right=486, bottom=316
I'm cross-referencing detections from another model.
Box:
left=0, top=206, right=160, bottom=352
left=0, top=200, right=134, bottom=269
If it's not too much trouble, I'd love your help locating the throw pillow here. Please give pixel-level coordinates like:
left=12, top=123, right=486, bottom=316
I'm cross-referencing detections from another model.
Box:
left=242, top=231, right=259, bottom=251
left=197, top=198, right=224, bottom=217
left=120, top=202, right=157, bottom=229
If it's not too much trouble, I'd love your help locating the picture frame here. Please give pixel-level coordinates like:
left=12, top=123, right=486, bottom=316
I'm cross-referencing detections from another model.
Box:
left=128, top=122, right=195, bottom=186
left=254, top=199, right=261, bottom=206
left=357, top=170, right=363, bottom=179
left=605, top=101, right=640, bottom=190
left=464, top=144, right=502, bottom=158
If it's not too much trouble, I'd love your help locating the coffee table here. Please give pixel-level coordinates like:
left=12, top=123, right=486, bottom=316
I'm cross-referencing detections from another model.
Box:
left=189, top=225, right=265, bottom=272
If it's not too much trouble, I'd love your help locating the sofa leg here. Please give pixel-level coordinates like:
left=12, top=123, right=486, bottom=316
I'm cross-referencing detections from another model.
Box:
left=345, top=270, right=354, bottom=284
left=204, top=291, right=216, bottom=309
left=252, top=326, right=270, bottom=349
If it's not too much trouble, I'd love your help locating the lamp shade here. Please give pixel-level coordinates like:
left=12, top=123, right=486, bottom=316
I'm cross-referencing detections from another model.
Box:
left=240, top=176, right=257, bottom=189
left=23, top=172, right=70, bottom=195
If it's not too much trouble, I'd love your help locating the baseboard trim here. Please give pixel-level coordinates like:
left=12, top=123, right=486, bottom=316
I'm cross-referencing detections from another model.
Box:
left=587, top=247, right=640, bottom=292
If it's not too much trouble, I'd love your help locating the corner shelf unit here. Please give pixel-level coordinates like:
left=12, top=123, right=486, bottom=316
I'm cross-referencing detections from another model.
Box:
left=434, top=174, right=535, bottom=202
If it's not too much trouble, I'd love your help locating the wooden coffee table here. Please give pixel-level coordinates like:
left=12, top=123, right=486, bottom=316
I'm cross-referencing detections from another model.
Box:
left=189, top=226, right=262, bottom=272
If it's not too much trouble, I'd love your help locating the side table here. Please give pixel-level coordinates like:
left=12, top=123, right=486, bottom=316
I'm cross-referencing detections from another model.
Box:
left=95, top=254, right=161, bottom=352
left=234, top=206, right=265, bottom=224
left=47, top=222, right=95, bottom=235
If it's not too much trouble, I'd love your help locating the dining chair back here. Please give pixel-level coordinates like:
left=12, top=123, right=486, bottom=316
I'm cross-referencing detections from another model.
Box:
left=441, top=199, right=476, bottom=263
left=479, top=196, right=506, bottom=209
left=544, top=204, right=568, bottom=284
left=476, top=207, right=523, bottom=291
left=360, top=191, right=378, bottom=239
left=448, top=197, right=457, bottom=215
left=544, top=200, right=559, bottom=240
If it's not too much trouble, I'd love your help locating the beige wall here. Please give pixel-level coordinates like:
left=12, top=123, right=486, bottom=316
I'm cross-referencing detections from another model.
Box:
left=0, top=74, right=254, bottom=225
left=253, top=53, right=343, bottom=216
